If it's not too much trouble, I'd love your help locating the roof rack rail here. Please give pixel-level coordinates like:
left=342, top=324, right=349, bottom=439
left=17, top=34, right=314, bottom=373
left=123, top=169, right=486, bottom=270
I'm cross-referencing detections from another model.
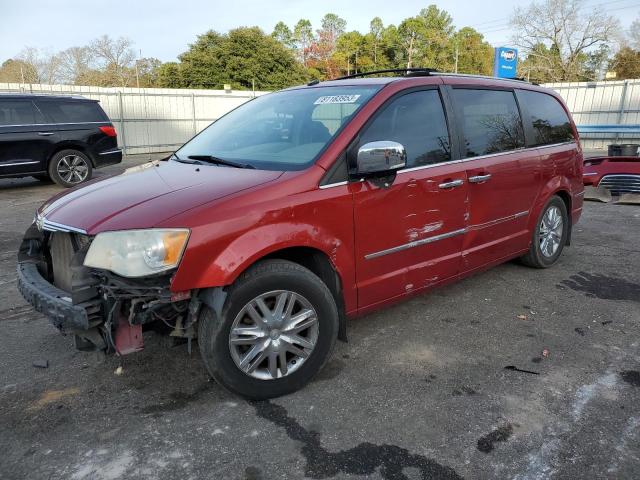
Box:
left=431, top=72, right=532, bottom=84
left=336, top=68, right=439, bottom=80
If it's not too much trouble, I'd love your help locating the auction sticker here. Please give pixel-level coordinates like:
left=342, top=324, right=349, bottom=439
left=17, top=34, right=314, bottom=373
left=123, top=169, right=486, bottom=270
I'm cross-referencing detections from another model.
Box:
left=314, top=95, right=361, bottom=105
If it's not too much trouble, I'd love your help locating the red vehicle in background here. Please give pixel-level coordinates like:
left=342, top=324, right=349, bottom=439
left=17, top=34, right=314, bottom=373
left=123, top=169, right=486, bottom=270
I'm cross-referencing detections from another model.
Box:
left=17, top=69, right=584, bottom=399
left=583, top=144, right=640, bottom=202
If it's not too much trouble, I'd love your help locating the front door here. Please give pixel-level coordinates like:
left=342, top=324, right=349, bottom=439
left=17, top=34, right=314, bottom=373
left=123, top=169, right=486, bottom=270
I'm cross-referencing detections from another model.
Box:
left=350, top=88, right=469, bottom=309
left=448, top=88, right=541, bottom=272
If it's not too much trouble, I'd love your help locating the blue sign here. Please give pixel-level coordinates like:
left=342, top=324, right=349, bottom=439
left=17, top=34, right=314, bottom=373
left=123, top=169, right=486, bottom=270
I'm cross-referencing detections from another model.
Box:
left=493, top=47, right=518, bottom=79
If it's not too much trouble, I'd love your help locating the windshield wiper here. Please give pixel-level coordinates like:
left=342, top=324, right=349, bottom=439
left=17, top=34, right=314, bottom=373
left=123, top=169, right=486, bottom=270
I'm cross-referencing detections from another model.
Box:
left=171, top=153, right=200, bottom=164
left=187, top=155, right=255, bottom=169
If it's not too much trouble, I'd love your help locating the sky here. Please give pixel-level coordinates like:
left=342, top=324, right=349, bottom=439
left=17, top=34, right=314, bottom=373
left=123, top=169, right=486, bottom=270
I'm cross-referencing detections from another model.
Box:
left=1, top=0, right=639, bottom=63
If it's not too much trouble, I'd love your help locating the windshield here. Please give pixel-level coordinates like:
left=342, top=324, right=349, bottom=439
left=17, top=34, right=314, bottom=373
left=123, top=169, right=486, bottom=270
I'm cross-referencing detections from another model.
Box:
left=175, top=86, right=380, bottom=171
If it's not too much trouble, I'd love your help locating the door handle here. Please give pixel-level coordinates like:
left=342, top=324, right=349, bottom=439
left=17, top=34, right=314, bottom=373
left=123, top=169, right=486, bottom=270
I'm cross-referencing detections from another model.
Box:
left=468, top=174, right=492, bottom=183
left=37, top=132, right=54, bottom=136
left=438, top=179, right=464, bottom=189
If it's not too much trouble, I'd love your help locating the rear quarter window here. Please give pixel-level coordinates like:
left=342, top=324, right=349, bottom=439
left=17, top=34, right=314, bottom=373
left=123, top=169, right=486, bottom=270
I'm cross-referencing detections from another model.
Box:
left=36, top=100, right=107, bottom=124
left=517, top=90, right=575, bottom=146
left=0, top=99, right=42, bottom=125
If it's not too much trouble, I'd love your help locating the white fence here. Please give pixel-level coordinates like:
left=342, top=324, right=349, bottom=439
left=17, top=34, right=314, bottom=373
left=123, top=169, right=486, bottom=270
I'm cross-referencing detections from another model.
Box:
left=543, top=79, right=640, bottom=150
left=2, top=79, right=639, bottom=154
left=0, top=82, right=268, bottom=155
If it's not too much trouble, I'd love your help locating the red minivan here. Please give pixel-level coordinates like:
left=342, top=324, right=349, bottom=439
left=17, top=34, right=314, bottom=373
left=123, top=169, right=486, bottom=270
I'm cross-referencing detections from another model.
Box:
left=17, top=70, right=584, bottom=399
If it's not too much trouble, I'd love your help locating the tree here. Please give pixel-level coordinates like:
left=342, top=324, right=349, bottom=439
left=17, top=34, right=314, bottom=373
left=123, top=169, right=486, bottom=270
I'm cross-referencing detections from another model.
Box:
left=89, top=35, right=136, bottom=87
left=512, top=0, right=619, bottom=81
left=293, top=19, right=314, bottom=67
left=156, top=62, right=183, bottom=88
left=58, top=46, right=92, bottom=84
left=451, top=28, right=493, bottom=75
left=272, top=21, right=295, bottom=50
left=369, top=17, right=384, bottom=67
left=397, top=5, right=454, bottom=70
left=629, top=18, right=640, bottom=50
left=163, top=27, right=308, bottom=90
left=0, top=58, right=39, bottom=83
left=16, top=47, right=62, bottom=84
left=609, top=47, right=640, bottom=79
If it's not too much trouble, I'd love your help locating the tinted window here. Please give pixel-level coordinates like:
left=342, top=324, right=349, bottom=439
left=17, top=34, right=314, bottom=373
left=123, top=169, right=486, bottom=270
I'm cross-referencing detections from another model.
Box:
left=358, top=90, right=450, bottom=168
left=37, top=100, right=106, bottom=123
left=0, top=100, right=39, bottom=126
left=452, top=89, right=525, bottom=157
left=176, top=86, right=379, bottom=171
left=518, top=90, right=574, bottom=146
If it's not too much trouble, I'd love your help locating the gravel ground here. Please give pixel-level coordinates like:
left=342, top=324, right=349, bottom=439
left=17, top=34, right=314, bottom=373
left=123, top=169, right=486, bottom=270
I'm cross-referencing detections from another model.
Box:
left=1, top=158, right=639, bottom=480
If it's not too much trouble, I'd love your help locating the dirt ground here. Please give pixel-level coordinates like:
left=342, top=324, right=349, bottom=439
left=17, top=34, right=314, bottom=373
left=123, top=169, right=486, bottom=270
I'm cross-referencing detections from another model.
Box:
left=1, top=157, right=639, bottom=479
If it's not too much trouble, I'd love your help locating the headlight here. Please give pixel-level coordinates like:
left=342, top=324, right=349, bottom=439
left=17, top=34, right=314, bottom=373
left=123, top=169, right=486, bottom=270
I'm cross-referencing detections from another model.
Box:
left=84, top=229, right=190, bottom=277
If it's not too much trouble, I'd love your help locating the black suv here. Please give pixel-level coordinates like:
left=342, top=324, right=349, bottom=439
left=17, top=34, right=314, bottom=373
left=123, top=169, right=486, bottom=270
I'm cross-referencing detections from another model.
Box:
left=0, top=93, right=122, bottom=187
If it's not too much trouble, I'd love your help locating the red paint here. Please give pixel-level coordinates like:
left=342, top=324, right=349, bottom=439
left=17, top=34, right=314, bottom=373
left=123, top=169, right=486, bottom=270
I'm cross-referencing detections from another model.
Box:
left=114, top=314, right=144, bottom=355
left=583, top=156, right=640, bottom=186
left=40, top=75, right=584, bottom=319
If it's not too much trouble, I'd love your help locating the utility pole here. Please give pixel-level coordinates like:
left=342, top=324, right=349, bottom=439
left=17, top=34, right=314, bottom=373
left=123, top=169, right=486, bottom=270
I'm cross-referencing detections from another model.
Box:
left=454, top=42, right=459, bottom=73
left=135, top=49, right=141, bottom=88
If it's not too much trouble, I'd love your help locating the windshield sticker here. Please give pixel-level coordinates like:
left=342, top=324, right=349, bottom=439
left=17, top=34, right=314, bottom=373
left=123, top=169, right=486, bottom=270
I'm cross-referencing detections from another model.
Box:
left=314, top=94, right=361, bottom=105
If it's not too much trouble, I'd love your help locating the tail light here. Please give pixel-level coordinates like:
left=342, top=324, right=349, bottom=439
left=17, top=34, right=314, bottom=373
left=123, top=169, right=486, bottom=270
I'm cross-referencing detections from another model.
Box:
left=99, top=125, right=117, bottom=137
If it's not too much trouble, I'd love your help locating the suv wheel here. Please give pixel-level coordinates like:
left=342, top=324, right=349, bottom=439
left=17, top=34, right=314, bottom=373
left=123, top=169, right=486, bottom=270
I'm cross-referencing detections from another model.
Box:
left=198, top=260, right=339, bottom=399
left=521, top=195, right=569, bottom=268
left=49, top=149, right=93, bottom=188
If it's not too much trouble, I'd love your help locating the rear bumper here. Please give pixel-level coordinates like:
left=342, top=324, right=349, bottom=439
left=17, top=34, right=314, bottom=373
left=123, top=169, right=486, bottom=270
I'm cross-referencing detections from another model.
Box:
left=16, top=262, right=93, bottom=331
left=94, top=148, right=123, bottom=168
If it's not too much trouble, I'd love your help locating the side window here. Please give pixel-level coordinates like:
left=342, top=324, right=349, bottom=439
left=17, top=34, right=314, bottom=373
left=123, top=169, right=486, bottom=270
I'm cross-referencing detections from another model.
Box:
left=358, top=90, right=451, bottom=168
left=37, top=101, right=106, bottom=123
left=0, top=100, right=38, bottom=126
left=452, top=89, right=525, bottom=157
left=517, top=90, right=575, bottom=146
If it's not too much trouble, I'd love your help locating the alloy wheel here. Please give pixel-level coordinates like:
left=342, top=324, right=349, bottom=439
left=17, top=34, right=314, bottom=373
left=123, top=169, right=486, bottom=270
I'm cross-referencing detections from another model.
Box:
left=57, top=154, right=89, bottom=184
left=229, top=290, right=319, bottom=380
left=539, top=205, right=563, bottom=258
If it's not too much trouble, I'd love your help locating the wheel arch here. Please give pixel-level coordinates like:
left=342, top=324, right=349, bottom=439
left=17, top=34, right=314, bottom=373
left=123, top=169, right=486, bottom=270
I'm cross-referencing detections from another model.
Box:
left=48, top=143, right=96, bottom=168
left=247, top=246, right=348, bottom=341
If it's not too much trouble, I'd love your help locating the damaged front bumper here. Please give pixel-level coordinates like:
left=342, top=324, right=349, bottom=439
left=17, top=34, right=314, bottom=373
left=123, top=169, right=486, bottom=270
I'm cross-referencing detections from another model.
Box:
left=16, top=222, right=196, bottom=354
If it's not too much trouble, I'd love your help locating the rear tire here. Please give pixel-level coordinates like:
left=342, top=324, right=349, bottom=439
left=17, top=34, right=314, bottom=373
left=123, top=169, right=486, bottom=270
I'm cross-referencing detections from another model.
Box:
left=520, top=195, right=568, bottom=268
left=198, top=260, right=339, bottom=399
left=48, top=149, right=93, bottom=188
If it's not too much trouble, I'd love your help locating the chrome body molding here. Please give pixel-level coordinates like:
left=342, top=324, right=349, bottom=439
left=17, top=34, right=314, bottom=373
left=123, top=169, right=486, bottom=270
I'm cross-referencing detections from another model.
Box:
left=364, top=210, right=530, bottom=260
left=319, top=180, right=348, bottom=189
left=365, top=228, right=467, bottom=260
left=99, top=148, right=123, bottom=156
left=574, top=190, right=585, bottom=197
left=0, top=161, right=40, bottom=167
left=397, top=142, right=576, bottom=176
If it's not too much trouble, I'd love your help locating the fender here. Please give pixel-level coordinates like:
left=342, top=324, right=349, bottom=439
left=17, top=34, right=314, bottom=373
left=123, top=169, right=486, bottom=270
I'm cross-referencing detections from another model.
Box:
left=171, top=222, right=357, bottom=313
left=527, top=175, right=573, bottom=242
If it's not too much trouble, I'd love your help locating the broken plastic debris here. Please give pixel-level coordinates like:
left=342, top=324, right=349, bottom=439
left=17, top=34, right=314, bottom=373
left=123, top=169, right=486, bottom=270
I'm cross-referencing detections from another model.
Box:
left=542, top=349, right=550, bottom=358
left=517, top=314, right=528, bottom=320
left=114, top=366, right=123, bottom=376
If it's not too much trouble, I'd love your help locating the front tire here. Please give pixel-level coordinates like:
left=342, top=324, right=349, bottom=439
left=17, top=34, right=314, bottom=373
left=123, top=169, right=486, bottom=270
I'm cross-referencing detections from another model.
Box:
left=48, top=149, right=93, bottom=188
left=520, top=195, right=568, bottom=268
left=198, top=260, right=339, bottom=399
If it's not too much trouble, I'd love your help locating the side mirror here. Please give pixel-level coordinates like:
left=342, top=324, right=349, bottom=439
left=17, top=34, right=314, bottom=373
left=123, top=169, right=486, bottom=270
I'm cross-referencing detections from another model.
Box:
left=356, top=141, right=407, bottom=176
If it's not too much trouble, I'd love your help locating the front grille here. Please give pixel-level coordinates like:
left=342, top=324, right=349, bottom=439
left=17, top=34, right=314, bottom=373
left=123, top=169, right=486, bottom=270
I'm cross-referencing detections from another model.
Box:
left=598, top=174, right=640, bottom=194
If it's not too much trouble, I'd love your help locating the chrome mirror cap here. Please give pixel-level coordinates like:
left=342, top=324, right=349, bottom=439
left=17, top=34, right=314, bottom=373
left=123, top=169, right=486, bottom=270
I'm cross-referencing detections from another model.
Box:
left=356, top=141, right=407, bottom=175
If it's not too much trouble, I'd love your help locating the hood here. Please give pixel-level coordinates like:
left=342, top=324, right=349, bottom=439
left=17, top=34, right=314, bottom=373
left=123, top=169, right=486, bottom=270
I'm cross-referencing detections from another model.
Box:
left=39, top=160, right=283, bottom=234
